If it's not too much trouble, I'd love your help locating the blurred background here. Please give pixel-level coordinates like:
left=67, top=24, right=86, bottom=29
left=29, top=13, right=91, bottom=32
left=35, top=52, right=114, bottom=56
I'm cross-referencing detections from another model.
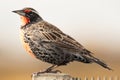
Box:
left=0, top=0, right=120, bottom=80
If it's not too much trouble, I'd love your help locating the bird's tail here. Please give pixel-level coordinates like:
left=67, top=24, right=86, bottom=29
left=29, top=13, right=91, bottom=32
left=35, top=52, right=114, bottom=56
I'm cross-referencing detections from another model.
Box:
left=91, top=56, right=112, bottom=70
left=74, top=54, right=112, bottom=70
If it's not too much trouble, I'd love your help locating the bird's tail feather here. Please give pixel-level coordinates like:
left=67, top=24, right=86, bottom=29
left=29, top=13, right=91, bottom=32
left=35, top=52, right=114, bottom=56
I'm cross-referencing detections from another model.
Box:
left=74, top=54, right=112, bottom=70
left=91, top=56, right=112, bottom=70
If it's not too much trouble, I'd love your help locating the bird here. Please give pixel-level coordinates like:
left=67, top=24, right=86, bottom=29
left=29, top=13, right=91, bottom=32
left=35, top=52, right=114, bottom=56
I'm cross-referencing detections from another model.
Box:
left=12, top=7, right=112, bottom=74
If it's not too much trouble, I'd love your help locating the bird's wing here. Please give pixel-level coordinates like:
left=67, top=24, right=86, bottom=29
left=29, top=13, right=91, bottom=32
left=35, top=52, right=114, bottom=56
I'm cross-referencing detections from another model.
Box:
left=36, top=21, right=82, bottom=48
left=34, top=21, right=93, bottom=56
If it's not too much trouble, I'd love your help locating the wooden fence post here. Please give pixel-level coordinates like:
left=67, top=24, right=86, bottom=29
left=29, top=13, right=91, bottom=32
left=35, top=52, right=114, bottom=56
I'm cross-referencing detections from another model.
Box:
left=32, top=73, right=119, bottom=80
left=32, top=73, right=74, bottom=80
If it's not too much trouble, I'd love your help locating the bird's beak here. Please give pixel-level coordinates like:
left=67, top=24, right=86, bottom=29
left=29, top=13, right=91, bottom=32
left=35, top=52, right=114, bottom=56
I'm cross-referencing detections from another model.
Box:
left=12, top=10, right=25, bottom=16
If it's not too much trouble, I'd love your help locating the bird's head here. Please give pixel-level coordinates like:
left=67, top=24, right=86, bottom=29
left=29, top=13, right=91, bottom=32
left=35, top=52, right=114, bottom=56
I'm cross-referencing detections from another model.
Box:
left=12, top=7, right=43, bottom=26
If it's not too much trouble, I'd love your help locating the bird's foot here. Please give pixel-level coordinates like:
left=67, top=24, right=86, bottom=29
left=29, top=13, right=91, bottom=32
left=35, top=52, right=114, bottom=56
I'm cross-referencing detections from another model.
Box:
left=37, top=69, right=61, bottom=74
left=32, top=69, right=62, bottom=76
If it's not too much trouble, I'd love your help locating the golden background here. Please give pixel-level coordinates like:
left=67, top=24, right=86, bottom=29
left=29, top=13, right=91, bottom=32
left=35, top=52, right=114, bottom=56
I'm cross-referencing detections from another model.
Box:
left=0, top=0, right=120, bottom=80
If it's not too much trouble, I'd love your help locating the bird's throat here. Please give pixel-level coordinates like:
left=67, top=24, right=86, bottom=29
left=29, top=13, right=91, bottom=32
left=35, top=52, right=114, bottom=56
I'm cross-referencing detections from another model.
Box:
left=20, top=16, right=30, bottom=26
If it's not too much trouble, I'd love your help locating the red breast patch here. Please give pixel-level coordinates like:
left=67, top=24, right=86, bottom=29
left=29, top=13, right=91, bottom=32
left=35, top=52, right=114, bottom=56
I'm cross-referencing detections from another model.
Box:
left=20, top=16, right=30, bottom=26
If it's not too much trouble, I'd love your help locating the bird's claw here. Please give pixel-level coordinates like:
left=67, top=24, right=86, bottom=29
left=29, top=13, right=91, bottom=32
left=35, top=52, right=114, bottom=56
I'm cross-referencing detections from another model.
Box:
left=32, top=69, right=62, bottom=76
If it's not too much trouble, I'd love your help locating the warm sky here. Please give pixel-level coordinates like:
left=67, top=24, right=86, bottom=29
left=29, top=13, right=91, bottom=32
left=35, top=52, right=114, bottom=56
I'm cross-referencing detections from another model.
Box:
left=0, top=0, right=120, bottom=80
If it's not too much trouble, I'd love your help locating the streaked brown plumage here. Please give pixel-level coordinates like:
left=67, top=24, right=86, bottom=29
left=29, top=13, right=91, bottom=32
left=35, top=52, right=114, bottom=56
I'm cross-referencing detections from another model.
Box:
left=12, top=7, right=112, bottom=73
